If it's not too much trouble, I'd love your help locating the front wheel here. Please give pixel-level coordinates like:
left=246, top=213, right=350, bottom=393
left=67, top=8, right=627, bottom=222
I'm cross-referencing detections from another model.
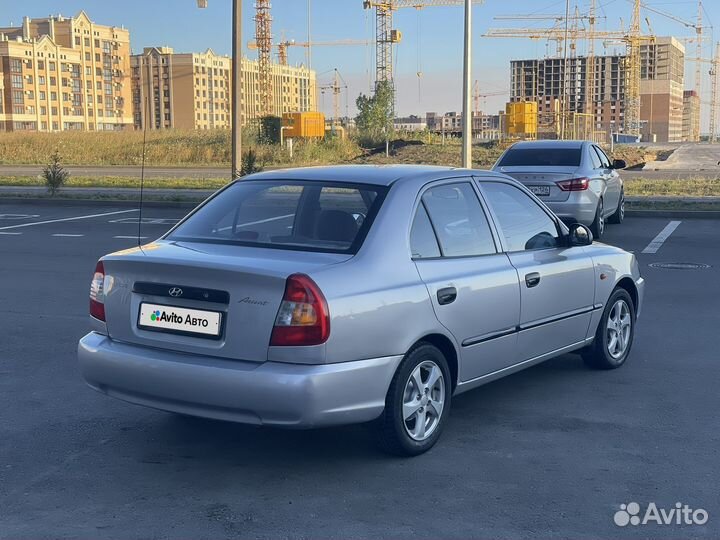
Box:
left=583, top=288, right=635, bottom=369
left=589, top=197, right=605, bottom=239
left=375, top=344, right=452, bottom=456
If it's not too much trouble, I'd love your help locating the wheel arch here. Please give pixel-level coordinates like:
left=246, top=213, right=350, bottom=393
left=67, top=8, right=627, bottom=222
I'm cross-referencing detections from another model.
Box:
left=615, top=276, right=638, bottom=311
left=412, top=333, right=459, bottom=392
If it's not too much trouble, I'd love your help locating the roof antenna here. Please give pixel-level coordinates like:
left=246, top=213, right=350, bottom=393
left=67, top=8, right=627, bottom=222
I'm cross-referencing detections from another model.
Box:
left=137, top=94, right=149, bottom=250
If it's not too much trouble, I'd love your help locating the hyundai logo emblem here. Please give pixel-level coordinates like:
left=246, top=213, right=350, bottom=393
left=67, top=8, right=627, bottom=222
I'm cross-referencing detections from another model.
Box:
left=168, top=287, right=183, bottom=297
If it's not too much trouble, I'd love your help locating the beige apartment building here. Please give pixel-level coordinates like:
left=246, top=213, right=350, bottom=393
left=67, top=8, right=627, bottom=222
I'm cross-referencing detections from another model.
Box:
left=131, top=47, right=317, bottom=130
left=509, top=37, right=686, bottom=142
left=0, top=11, right=132, bottom=132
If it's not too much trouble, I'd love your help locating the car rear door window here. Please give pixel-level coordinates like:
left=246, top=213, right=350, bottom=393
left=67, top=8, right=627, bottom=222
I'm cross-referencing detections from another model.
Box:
left=481, top=182, right=560, bottom=252
left=589, top=145, right=603, bottom=169
left=593, top=145, right=611, bottom=169
left=410, top=204, right=441, bottom=259
left=421, top=182, right=496, bottom=257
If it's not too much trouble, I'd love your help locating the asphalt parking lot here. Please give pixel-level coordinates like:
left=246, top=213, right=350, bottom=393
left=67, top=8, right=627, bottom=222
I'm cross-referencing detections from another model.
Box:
left=1, top=201, right=719, bottom=539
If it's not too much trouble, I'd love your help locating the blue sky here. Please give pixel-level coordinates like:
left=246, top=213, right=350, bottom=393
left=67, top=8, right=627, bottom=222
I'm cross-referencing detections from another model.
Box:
left=3, top=0, right=717, bottom=117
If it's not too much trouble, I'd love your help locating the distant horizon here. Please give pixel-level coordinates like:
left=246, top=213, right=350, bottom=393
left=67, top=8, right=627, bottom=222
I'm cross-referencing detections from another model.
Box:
left=2, top=1, right=717, bottom=130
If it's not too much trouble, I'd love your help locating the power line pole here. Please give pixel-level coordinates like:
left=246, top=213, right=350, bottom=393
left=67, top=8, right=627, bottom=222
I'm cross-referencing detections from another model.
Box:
left=461, top=0, right=472, bottom=168
left=197, top=0, right=242, bottom=178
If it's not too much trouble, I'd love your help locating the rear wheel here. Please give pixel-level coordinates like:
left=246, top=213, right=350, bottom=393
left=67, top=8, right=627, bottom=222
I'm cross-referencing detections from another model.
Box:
left=376, top=343, right=451, bottom=456
left=583, top=288, right=635, bottom=370
left=608, top=190, right=625, bottom=224
left=589, top=197, right=604, bottom=239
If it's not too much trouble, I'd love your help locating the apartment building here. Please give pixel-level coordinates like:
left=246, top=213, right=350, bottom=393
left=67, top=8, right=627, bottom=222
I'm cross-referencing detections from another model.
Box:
left=131, top=46, right=317, bottom=130
left=425, top=111, right=503, bottom=139
left=0, top=11, right=132, bottom=132
left=682, top=90, right=700, bottom=142
left=509, top=37, right=686, bottom=142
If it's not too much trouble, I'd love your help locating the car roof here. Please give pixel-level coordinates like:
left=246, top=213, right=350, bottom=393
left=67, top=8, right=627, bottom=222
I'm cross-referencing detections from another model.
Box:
left=510, top=140, right=586, bottom=149
left=244, top=164, right=462, bottom=187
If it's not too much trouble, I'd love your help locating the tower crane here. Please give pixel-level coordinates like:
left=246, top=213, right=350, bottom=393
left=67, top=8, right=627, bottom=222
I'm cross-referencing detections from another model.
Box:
left=485, top=0, right=652, bottom=139
left=254, top=0, right=273, bottom=117
left=319, top=69, right=348, bottom=132
left=248, top=39, right=370, bottom=66
left=361, top=0, right=484, bottom=94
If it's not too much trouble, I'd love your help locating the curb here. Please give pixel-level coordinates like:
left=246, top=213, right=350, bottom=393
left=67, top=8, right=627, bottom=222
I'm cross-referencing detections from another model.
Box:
left=0, top=196, right=201, bottom=209
left=625, top=209, right=720, bottom=219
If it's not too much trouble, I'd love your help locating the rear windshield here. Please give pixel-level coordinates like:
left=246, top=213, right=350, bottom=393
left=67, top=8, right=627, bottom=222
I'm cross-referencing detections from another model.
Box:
left=166, top=180, right=387, bottom=254
left=497, top=147, right=582, bottom=167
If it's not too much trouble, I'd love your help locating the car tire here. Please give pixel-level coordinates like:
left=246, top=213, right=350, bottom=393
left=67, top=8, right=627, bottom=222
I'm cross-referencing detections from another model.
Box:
left=608, top=190, right=625, bottom=224
left=375, top=343, right=452, bottom=456
left=582, top=288, right=635, bottom=370
left=589, top=197, right=604, bottom=239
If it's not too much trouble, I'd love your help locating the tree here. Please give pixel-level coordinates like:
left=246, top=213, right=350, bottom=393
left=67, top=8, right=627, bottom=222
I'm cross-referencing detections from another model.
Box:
left=355, top=81, right=394, bottom=147
left=42, top=150, right=69, bottom=196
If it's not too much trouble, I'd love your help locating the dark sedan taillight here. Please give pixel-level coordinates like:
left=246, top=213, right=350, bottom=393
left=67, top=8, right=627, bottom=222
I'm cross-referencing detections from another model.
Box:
left=556, top=177, right=590, bottom=191
left=89, top=260, right=106, bottom=321
left=270, top=274, right=330, bottom=346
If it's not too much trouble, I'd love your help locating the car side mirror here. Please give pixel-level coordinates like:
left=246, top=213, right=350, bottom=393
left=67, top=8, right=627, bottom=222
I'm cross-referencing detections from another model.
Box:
left=612, top=159, right=627, bottom=170
left=568, top=223, right=593, bottom=246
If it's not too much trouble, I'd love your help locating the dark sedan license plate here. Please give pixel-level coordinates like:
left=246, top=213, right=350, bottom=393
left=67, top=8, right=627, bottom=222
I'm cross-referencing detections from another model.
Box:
left=138, top=303, right=222, bottom=338
left=530, top=186, right=551, bottom=196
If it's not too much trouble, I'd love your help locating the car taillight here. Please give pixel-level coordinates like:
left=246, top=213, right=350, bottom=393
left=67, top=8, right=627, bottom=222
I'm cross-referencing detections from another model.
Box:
left=89, top=260, right=106, bottom=321
left=556, top=177, right=590, bottom=191
left=270, top=274, right=330, bottom=346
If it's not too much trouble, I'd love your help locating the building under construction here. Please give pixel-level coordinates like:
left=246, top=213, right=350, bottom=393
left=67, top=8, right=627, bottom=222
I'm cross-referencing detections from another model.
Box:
left=509, top=37, right=688, bottom=143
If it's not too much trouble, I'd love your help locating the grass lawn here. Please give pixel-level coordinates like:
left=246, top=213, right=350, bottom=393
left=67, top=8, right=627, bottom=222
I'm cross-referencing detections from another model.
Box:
left=0, top=176, right=228, bottom=190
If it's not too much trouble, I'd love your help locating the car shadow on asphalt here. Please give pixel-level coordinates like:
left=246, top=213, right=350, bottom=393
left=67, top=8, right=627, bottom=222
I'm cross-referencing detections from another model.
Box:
left=111, top=352, right=597, bottom=465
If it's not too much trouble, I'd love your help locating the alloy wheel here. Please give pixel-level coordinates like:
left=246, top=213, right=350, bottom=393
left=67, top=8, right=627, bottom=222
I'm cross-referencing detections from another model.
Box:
left=402, top=360, right=445, bottom=441
left=606, top=299, right=632, bottom=359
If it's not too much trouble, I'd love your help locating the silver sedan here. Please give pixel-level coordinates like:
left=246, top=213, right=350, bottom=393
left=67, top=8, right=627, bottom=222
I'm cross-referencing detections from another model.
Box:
left=492, top=140, right=626, bottom=239
left=78, top=165, right=644, bottom=456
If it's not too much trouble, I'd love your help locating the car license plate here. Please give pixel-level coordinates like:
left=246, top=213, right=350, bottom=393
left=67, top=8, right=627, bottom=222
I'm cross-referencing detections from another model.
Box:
left=138, top=303, right=222, bottom=338
left=530, top=186, right=551, bottom=196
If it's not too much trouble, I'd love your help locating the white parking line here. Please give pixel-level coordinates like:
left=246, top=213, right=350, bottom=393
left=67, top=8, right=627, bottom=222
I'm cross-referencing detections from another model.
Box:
left=114, top=235, right=148, bottom=239
left=0, top=209, right=138, bottom=231
left=642, top=220, right=682, bottom=254
left=0, top=232, right=22, bottom=235
left=52, top=234, right=84, bottom=237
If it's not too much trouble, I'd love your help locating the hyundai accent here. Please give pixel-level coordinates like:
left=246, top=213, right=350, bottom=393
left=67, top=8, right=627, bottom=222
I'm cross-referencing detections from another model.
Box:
left=78, top=165, right=644, bottom=455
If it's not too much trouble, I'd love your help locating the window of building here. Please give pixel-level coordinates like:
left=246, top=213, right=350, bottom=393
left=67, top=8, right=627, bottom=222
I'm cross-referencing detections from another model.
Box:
left=51, top=106, right=58, bottom=115
left=97, top=95, right=102, bottom=104
left=27, top=90, right=34, bottom=100
left=40, top=106, right=47, bottom=115
left=63, top=107, right=70, bottom=115
left=11, top=74, right=23, bottom=89
left=105, top=83, right=112, bottom=95
left=75, top=36, right=81, bottom=46
left=12, top=90, right=23, bottom=103
left=27, top=105, right=35, bottom=114
left=38, top=60, right=45, bottom=70
left=84, top=37, right=91, bottom=47
left=10, top=59, right=22, bottom=72
left=39, top=91, right=46, bottom=100
left=52, top=121, right=58, bottom=130
left=38, top=75, right=46, bottom=85
left=49, top=61, right=56, bottom=71
left=50, top=77, right=56, bottom=86
left=41, top=121, right=48, bottom=130
left=95, top=53, right=101, bottom=62
left=85, top=52, right=91, bottom=61
left=51, top=92, right=57, bottom=101
left=97, top=109, right=103, bottom=117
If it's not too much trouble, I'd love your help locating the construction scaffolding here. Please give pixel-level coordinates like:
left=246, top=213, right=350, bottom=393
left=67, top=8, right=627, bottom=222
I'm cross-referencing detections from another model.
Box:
left=254, top=0, right=273, bottom=117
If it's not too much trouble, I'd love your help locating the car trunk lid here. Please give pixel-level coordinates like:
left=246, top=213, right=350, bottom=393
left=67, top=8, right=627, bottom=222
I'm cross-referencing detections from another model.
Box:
left=495, top=166, right=580, bottom=202
left=101, top=241, right=350, bottom=362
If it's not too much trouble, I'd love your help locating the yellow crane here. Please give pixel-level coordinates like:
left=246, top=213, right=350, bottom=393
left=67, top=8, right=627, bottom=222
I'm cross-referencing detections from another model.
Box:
left=248, top=39, right=370, bottom=66
left=254, top=0, right=273, bottom=117
left=362, top=0, right=484, bottom=92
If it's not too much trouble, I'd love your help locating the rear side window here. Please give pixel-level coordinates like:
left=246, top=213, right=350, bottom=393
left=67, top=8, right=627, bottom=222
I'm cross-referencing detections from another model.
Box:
left=593, top=145, right=611, bottom=168
left=421, top=182, right=496, bottom=257
left=497, top=147, right=582, bottom=167
left=410, top=204, right=441, bottom=259
left=481, top=182, right=560, bottom=252
left=167, top=180, right=385, bottom=254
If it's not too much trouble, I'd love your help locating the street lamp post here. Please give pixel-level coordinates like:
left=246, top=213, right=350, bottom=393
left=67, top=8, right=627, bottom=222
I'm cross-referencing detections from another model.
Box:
left=461, top=0, right=472, bottom=169
left=197, top=0, right=242, bottom=179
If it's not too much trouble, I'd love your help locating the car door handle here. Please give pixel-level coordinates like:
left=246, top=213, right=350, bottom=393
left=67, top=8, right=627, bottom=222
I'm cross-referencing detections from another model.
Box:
left=525, top=272, right=541, bottom=288
left=437, top=287, right=457, bottom=305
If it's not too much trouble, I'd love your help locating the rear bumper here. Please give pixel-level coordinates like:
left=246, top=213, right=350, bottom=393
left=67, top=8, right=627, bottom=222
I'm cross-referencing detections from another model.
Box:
left=78, top=332, right=402, bottom=428
left=544, top=192, right=599, bottom=225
